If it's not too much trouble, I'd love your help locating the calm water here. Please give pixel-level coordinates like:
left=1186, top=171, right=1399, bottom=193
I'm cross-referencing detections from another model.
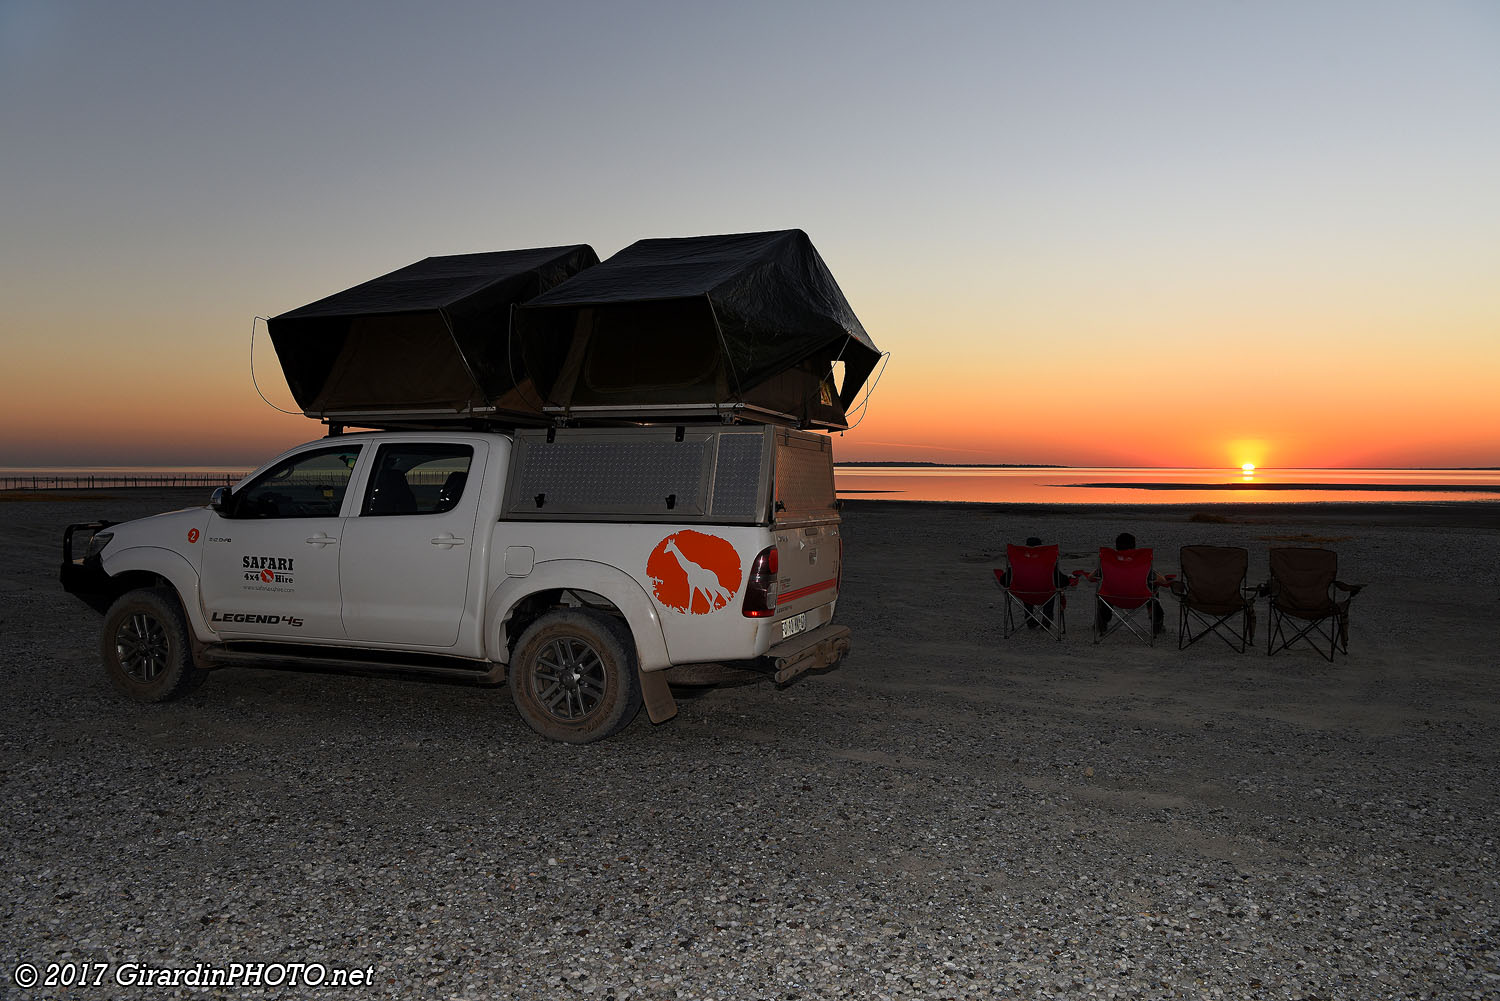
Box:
left=835, top=467, right=1500, bottom=505
left=6, top=465, right=1500, bottom=505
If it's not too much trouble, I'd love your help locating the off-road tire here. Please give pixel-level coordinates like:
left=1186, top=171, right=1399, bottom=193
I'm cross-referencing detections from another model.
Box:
left=100, top=588, right=207, bottom=702
left=509, top=610, right=642, bottom=743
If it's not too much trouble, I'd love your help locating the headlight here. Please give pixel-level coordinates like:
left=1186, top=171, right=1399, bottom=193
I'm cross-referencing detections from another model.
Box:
left=84, top=532, right=114, bottom=560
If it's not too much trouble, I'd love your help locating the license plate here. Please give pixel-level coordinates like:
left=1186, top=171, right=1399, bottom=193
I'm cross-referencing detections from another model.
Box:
left=780, top=612, right=807, bottom=640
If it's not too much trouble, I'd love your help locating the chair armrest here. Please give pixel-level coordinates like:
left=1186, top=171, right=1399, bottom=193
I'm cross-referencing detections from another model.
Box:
left=1333, top=580, right=1363, bottom=597
left=1169, top=580, right=1189, bottom=598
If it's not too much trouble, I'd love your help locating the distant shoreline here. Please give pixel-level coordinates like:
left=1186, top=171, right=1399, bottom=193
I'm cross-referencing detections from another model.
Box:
left=835, top=462, right=1500, bottom=470
left=839, top=497, right=1500, bottom=530
left=834, top=461, right=1067, bottom=468
left=5, top=462, right=1497, bottom=474
left=1064, top=481, right=1500, bottom=492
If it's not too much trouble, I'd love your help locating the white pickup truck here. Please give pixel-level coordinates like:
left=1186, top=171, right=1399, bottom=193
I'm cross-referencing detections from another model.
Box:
left=61, top=425, right=849, bottom=742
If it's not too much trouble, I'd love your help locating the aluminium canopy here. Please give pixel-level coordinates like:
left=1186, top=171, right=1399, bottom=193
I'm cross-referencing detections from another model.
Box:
left=267, top=245, right=598, bottom=425
left=512, top=230, right=880, bottom=430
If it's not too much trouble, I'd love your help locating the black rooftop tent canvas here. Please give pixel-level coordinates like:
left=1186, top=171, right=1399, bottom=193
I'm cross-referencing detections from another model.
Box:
left=267, top=245, right=599, bottom=424
left=511, top=230, right=880, bottom=430
left=266, top=231, right=878, bottom=431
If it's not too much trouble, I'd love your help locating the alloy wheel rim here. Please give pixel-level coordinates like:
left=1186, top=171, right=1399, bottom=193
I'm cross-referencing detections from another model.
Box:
left=532, top=637, right=607, bottom=722
left=116, top=611, right=169, bottom=683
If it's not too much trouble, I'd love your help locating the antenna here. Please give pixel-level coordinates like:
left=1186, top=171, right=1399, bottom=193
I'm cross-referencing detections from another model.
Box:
left=841, top=351, right=891, bottom=430
left=249, top=316, right=302, bottom=415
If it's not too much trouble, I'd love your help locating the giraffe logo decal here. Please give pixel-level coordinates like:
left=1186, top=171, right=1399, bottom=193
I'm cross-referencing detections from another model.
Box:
left=647, top=531, right=742, bottom=615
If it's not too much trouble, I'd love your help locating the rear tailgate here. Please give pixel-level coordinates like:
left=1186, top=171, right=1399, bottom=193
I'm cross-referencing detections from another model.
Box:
left=771, top=430, right=841, bottom=626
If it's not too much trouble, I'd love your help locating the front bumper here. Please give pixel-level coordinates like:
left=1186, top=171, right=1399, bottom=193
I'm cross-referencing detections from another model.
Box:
left=61, top=521, right=115, bottom=608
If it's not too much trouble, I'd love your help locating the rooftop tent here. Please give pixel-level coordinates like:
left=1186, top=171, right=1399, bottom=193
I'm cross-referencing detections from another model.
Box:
left=511, top=230, right=880, bottom=429
left=267, top=245, right=599, bottom=426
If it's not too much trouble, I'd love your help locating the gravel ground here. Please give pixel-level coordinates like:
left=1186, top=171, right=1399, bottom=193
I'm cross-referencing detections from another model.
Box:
left=3, top=490, right=1498, bottom=1000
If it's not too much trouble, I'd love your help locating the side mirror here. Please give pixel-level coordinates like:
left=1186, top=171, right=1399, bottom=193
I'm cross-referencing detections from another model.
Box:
left=210, top=486, right=232, bottom=514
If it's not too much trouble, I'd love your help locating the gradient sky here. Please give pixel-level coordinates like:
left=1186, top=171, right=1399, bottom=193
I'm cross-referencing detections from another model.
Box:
left=3, top=1, right=1497, bottom=469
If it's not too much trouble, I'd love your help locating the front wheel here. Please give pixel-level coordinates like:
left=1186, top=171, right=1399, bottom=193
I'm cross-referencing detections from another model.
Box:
left=509, top=610, right=642, bottom=743
left=100, top=588, right=206, bottom=702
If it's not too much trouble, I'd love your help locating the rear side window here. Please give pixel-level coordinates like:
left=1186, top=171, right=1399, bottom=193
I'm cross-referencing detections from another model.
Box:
left=773, top=432, right=836, bottom=523
left=232, top=446, right=362, bottom=519
left=362, top=444, right=474, bottom=516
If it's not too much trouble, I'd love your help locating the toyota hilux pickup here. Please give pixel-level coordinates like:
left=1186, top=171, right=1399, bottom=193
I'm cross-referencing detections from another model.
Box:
left=61, top=425, right=849, bottom=743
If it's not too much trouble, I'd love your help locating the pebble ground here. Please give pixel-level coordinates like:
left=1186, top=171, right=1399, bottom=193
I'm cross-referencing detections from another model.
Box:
left=3, top=491, right=1497, bottom=999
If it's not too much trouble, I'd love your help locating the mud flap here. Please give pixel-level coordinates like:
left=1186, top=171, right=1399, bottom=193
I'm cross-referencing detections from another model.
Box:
left=638, top=667, right=678, bottom=724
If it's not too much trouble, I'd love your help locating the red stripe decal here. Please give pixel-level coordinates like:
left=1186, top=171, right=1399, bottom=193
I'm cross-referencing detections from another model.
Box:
left=779, top=578, right=838, bottom=603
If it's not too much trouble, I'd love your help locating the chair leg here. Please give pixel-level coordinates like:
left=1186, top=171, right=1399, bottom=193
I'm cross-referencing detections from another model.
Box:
left=1004, top=592, right=1068, bottom=641
left=1180, top=605, right=1250, bottom=653
left=1097, top=598, right=1152, bottom=644
left=1267, top=607, right=1338, bottom=661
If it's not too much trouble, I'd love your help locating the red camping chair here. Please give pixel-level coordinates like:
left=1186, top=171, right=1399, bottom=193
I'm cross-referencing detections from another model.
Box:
left=1092, top=547, right=1164, bottom=644
left=993, top=544, right=1070, bottom=640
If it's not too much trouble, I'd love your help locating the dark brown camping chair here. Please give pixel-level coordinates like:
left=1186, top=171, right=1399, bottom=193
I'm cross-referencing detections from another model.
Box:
left=1170, top=546, right=1257, bottom=652
left=1265, top=547, right=1362, bottom=661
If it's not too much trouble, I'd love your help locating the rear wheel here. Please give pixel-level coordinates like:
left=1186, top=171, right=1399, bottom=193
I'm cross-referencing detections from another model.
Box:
left=100, top=588, right=206, bottom=702
left=509, top=610, right=641, bottom=743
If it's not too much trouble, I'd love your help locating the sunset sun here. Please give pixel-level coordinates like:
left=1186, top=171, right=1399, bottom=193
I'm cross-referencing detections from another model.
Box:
left=1242, top=462, right=1256, bottom=473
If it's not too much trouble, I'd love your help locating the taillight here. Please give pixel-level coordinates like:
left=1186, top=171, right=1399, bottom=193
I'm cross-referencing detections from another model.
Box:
left=742, top=545, right=779, bottom=618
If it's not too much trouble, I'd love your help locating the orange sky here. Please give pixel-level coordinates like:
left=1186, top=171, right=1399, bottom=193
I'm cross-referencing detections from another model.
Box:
left=2, top=4, right=1497, bottom=470
left=4, top=280, right=1496, bottom=470
left=830, top=256, right=1500, bottom=468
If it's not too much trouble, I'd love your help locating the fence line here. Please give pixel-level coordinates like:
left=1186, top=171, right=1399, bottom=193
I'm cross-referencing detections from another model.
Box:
left=0, top=474, right=245, bottom=492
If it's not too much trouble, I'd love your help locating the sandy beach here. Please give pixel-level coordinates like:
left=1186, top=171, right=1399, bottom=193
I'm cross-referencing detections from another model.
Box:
left=3, top=489, right=1498, bottom=999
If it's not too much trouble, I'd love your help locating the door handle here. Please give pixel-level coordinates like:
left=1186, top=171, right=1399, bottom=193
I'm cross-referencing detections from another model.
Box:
left=304, top=534, right=337, bottom=546
left=430, top=533, right=467, bottom=548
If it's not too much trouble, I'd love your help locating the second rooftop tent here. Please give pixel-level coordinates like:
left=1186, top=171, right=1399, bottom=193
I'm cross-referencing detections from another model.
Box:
left=510, top=229, right=882, bottom=430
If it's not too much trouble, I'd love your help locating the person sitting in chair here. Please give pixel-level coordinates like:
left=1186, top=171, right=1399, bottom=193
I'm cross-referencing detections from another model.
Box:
left=1002, top=536, right=1070, bottom=629
left=1096, top=532, right=1165, bottom=635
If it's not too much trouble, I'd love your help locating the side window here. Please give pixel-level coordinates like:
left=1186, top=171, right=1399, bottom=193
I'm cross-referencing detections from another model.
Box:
left=231, top=446, right=361, bottom=519
left=362, top=444, right=474, bottom=517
